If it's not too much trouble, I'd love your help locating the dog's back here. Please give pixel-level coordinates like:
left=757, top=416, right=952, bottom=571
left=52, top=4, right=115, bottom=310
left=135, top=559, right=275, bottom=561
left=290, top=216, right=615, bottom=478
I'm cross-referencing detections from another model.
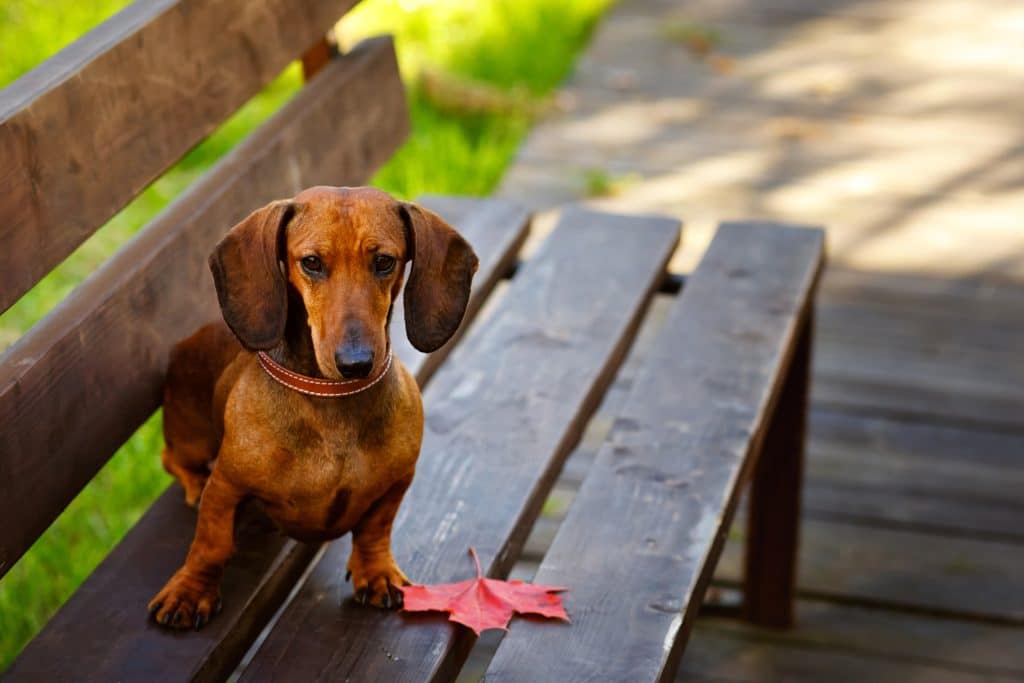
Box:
left=161, top=321, right=242, bottom=504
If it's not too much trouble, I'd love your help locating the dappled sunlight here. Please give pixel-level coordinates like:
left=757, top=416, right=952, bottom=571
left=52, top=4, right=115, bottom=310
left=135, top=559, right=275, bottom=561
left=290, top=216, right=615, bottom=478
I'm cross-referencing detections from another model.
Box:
left=501, top=0, right=1024, bottom=283
left=547, top=98, right=706, bottom=148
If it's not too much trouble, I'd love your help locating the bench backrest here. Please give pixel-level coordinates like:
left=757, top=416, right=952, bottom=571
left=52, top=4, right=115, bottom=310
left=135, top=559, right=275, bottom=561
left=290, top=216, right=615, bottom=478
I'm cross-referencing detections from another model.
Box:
left=0, top=0, right=408, bottom=578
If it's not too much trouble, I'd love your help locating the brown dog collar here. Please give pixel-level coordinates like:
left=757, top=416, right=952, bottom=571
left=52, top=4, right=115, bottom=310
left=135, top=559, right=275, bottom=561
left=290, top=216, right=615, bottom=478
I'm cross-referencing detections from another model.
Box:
left=256, top=349, right=393, bottom=398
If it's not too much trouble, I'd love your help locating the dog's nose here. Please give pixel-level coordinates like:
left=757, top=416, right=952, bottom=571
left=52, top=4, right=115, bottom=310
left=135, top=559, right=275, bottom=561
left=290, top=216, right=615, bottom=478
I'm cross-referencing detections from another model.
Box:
left=335, top=346, right=375, bottom=379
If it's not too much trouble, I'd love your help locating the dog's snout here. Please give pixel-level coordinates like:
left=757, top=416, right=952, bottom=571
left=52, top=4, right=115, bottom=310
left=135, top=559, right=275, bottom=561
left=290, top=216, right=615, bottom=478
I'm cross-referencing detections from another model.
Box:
left=335, top=343, right=375, bottom=379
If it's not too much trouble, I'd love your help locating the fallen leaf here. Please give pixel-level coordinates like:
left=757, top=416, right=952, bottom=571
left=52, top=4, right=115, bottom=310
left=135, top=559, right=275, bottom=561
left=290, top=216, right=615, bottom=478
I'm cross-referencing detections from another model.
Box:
left=399, top=548, right=569, bottom=634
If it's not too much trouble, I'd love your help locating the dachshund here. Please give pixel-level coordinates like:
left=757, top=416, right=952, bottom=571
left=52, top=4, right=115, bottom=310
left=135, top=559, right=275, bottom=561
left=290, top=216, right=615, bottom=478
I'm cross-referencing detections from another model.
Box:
left=148, top=186, right=478, bottom=630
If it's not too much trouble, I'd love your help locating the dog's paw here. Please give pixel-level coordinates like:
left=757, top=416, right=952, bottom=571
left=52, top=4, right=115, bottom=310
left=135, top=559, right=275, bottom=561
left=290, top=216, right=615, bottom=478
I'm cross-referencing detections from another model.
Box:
left=347, top=557, right=410, bottom=609
left=148, top=571, right=222, bottom=630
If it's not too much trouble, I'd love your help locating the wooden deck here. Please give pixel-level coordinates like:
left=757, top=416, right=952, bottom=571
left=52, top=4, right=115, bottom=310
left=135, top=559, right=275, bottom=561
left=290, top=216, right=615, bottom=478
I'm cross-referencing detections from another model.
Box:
left=479, top=0, right=1024, bottom=679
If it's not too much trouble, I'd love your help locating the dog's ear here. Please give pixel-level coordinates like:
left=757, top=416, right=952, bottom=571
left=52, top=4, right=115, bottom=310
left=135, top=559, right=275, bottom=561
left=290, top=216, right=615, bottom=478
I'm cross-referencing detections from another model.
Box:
left=400, top=202, right=479, bottom=353
left=209, top=200, right=296, bottom=350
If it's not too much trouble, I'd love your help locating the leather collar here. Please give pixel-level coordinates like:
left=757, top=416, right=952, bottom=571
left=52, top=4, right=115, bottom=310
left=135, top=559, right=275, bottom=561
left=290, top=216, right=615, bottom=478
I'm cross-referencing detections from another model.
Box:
left=256, top=349, right=393, bottom=398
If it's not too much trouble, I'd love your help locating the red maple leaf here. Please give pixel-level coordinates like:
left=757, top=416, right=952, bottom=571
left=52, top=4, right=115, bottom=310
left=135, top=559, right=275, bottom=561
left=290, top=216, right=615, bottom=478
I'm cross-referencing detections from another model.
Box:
left=398, top=547, right=569, bottom=634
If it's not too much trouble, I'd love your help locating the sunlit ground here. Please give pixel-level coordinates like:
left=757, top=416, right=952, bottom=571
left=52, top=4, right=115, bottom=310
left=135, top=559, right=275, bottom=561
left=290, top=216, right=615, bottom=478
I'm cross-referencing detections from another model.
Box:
left=499, top=0, right=1024, bottom=280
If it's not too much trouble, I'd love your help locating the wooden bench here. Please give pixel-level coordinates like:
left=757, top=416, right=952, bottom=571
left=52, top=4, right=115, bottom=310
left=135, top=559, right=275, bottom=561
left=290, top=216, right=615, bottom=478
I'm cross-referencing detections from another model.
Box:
left=0, top=1, right=824, bottom=680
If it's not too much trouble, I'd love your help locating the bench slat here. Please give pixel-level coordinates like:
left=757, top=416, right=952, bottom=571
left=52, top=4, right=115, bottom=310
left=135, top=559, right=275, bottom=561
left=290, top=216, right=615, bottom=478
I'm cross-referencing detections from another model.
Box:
left=0, top=0, right=361, bottom=313
left=485, top=222, right=824, bottom=683
left=0, top=38, right=407, bottom=580
left=238, top=209, right=680, bottom=682
left=391, top=195, right=530, bottom=385
left=3, top=197, right=530, bottom=683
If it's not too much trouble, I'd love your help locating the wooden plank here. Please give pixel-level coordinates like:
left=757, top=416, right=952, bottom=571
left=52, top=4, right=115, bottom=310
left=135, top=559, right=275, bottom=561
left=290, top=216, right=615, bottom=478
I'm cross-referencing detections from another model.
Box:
left=485, top=223, right=825, bottom=683
left=816, top=302, right=1024, bottom=361
left=714, top=517, right=1024, bottom=624
left=743, top=310, right=811, bottom=628
left=810, top=272, right=1024, bottom=432
left=391, top=195, right=531, bottom=386
left=815, top=341, right=1024, bottom=396
left=820, top=269, right=1024, bottom=321
left=679, top=600, right=1024, bottom=683
left=556, top=294, right=682, bottom=491
left=0, top=0, right=363, bottom=314
left=803, top=409, right=1024, bottom=541
left=0, top=38, right=407, bottom=580
left=238, top=209, right=680, bottom=682
left=812, top=348, right=1024, bottom=433
left=3, top=196, right=531, bottom=682
left=802, top=480, right=1024, bottom=543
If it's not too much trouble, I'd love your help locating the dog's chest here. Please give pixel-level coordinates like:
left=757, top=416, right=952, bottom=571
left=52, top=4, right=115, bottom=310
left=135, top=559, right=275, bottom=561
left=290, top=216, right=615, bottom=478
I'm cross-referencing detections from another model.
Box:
left=255, top=421, right=410, bottom=540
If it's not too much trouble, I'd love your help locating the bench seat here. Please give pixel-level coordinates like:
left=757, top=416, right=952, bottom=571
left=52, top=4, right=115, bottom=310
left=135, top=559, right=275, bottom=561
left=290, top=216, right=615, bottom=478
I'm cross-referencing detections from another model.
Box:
left=0, top=0, right=824, bottom=678
left=485, top=223, right=823, bottom=682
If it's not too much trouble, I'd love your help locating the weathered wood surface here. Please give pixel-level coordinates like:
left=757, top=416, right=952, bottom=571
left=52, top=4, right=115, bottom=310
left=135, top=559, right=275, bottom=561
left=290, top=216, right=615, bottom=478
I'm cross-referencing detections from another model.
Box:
left=804, top=409, right=1024, bottom=541
left=2, top=195, right=530, bottom=682
left=812, top=344, right=1024, bottom=433
left=239, top=209, right=680, bottom=682
left=817, top=288, right=1024, bottom=360
left=0, top=39, right=407, bottom=579
left=811, top=268, right=1024, bottom=432
left=743, top=310, right=811, bottom=628
left=771, top=269, right=1024, bottom=433
left=678, top=600, right=1024, bottom=682
left=390, top=195, right=531, bottom=386
left=485, top=223, right=824, bottom=682
left=715, top=516, right=1024, bottom=624
left=0, top=0, right=361, bottom=313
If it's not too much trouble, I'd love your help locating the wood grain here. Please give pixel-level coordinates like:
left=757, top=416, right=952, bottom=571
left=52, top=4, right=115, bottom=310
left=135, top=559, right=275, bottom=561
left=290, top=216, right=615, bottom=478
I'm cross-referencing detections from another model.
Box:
left=2, top=195, right=531, bottom=682
left=811, top=269, right=1024, bottom=432
left=0, top=0, right=362, bottom=313
left=812, top=345, right=1024, bottom=433
left=715, top=516, right=1024, bottom=625
left=803, top=409, right=1024, bottom=541
left=680, top=600, right=1024, bottom=683
left=485, top=222, right=824, bottom=683
left=743, top=310, right=812, bottom=628
left=0, top=38, right=407, bottom=580
left=238, top=209, right=680, bottom=682
left=390, top=195, right=531, bottom=386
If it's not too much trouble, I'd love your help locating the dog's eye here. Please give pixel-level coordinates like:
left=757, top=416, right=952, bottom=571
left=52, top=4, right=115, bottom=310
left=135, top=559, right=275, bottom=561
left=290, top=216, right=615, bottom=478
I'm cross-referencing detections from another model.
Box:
left=301, top=255, right=324, bottom=275
left=374, top=254, right=396, bottom=274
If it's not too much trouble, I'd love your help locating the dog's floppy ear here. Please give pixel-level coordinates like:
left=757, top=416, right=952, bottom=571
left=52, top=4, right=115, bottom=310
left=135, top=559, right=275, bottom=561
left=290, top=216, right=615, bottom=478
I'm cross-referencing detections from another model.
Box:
left=209, top=200, right=296, bottom=351
left=400, top=202, right=479, bottom=353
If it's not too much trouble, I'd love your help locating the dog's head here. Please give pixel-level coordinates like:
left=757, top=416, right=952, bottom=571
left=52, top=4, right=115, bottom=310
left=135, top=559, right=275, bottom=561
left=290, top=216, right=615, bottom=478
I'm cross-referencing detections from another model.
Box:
left=209, top=186, right=478, bottom=380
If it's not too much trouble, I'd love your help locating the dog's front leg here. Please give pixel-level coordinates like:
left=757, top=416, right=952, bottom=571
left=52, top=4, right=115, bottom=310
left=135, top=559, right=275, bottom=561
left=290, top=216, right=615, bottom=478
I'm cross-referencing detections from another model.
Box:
left=347, top=475, right=413, bottom=609
left=148, top=470, right=243, bottom=629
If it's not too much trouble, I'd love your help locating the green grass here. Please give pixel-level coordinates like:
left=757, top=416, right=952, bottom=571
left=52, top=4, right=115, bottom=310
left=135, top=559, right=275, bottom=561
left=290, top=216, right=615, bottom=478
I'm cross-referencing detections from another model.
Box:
left=0, top=0, right=612, bottom=669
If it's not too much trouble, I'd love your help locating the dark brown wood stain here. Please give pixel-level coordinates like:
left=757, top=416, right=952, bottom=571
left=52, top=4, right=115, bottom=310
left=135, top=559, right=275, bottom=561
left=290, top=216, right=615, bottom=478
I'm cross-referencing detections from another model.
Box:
left=484, top=222, right=824, bottom=683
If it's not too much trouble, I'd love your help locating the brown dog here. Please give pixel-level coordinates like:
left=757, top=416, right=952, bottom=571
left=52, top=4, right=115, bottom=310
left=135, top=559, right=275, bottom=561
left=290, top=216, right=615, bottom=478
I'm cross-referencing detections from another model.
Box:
left=148, top=186, right=478, bottom=629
